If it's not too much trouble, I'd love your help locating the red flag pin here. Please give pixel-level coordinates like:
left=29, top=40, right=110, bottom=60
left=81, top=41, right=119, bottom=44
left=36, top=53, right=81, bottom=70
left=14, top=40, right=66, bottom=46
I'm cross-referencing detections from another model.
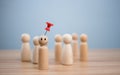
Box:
left=44, top=22, right=54, bottom=35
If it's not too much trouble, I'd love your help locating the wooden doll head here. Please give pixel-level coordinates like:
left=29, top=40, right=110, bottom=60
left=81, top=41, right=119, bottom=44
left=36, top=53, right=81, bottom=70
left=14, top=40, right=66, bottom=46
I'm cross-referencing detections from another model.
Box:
left=21, top=33, right=30, bottom=43
left=39, top=35, right=48, bottom=46
left=55, top=34, right=62, bottom=42
left=80, top=34, right=87, bottom=42
left=63, top=34, right=72, bottom=44
left=72, top=33, right=78, bottom=40
left=33, top=36, right=39, bottom=46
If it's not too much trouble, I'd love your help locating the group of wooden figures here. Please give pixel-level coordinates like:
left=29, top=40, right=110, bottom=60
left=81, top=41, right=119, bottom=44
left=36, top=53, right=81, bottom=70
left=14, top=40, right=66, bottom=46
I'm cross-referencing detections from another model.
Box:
left=21, top=33, right=88, bottom=70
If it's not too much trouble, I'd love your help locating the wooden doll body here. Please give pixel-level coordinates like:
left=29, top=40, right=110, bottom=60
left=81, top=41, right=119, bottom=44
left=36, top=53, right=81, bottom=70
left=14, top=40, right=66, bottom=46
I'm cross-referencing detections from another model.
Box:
left=38, top=35, right=49, bottom=70
left=54, top=34, right=62, bottom=63
left=55, top=42, right=62, bottom=63
left=62, top=34, right=73, bottom=65
left=80, top=42, right=88, bottom=61
left=80, top=34, right=88, bottom=61
left=33, top=36, right=40, bottom=64
left=33, top=45, right=39, bottom=64
left=62, top=44, right=73, bottom=65
left=21, top=33, right=31, bottom=62
left=72, top=33, right=79, bottom=60
left=21, top=43, right=31, bottom=62
left=39, top=46, right=48, bottom=70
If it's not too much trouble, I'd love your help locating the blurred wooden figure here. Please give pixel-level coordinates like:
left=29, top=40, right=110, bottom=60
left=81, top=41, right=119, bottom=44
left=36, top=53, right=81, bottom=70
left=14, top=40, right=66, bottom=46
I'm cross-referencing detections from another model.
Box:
left=54, top=34, right=62, bottom=63
left=62, top=34, right=73, bottom=65
left=80, top=34, right=88, bottom=61
left=21, top=33, right=31, bottom=62
left=38, top=35, right=48, bottom=70
left=72, top=33, right=79, bottom=60
left=33, top=36, right=40, bottom=64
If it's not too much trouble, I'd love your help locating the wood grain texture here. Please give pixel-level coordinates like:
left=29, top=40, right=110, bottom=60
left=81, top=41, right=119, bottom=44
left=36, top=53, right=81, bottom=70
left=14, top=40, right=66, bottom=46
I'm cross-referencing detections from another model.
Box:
left=0, top=49, right=120, bottom=75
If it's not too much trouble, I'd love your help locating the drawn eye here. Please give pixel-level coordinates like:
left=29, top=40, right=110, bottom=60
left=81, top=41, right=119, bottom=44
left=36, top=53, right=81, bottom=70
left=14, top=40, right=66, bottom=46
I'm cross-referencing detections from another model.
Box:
left=44, top=38, right=46, bottom=40
left=41, top=38, right=42, bottom=40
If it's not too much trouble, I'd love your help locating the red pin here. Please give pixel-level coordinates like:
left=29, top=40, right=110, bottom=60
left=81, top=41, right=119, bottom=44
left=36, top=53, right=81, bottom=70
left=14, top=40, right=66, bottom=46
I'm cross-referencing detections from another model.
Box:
left=44, top=22, right=54, bottom=35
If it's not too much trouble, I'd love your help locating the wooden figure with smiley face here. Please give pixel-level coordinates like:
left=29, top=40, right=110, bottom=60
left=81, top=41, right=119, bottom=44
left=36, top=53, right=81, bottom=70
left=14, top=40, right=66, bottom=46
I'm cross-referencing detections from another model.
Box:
left=38, top=35, right=49, bottom=70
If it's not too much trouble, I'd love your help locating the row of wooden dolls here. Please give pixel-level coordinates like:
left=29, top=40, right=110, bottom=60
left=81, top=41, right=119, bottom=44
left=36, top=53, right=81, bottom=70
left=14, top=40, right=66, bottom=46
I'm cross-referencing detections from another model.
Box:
left=21, top=33, right=88, bottom=70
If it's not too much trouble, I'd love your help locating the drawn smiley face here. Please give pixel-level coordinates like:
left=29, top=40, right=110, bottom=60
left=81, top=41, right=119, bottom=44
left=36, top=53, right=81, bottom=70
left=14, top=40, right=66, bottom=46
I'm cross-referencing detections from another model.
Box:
left=39, top=35, right=48, bottom=46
